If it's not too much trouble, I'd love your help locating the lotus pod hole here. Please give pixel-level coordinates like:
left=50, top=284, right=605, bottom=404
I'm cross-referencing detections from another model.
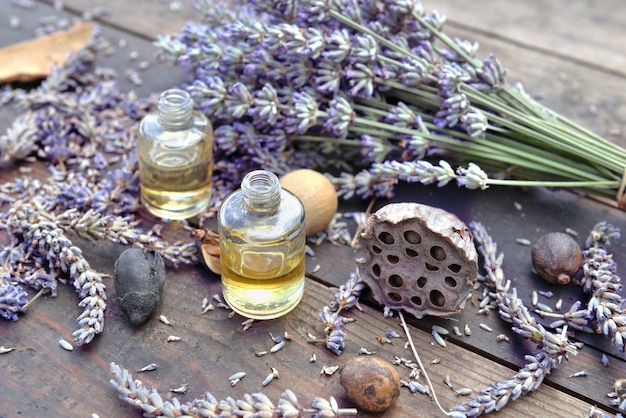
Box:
left=358, top=203, right=478, bottom=318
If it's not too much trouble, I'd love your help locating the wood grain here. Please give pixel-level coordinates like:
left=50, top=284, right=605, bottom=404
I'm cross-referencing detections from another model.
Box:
left=421, top=0, right=626, bottom=78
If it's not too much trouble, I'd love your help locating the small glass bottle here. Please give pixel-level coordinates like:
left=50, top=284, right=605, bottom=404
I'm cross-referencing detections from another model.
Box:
left=218, top=170, right=306, bottom=319
left=138, top=88, right=213, bottom=220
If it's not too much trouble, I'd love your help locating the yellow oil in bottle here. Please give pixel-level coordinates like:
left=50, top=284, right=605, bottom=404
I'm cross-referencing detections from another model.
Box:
left=138, top=149, right=212, bottom=219
left=218, top=170, right=306, bottom=319
left=220, top=242, right=305, bottom=319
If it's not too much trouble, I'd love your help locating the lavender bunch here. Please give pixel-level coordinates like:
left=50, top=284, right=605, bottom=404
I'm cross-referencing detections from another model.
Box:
left=109, top=362, right=358, bottom=417
left=156, top=0, right=626, bottom=206
left=445, top=222, right=580, bottom=417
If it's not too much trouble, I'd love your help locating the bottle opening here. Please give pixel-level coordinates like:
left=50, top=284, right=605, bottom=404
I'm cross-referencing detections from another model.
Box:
left=241, top=170, right=281, bottom=212
left=158, top=89, right=193, bottom=127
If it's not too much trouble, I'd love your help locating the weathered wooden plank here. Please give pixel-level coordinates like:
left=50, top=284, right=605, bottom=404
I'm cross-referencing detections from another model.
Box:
left=421, top=0, right=626, bottom=78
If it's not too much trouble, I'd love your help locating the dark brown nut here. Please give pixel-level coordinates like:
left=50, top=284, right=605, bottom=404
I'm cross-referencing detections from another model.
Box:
left=114, top=248, right=166, bottom=326
left=531, top=232, right=582, bottom=285
left=340, top=356, right=400, bottom=412
left=358, top=203, right=478, bottom=318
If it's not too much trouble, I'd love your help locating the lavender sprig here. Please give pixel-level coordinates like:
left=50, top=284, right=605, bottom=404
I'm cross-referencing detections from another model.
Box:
left=579, top=223, right=626, bottom=351
left=109, top=362, right=358, bottom=417
left=3, top=205, right=107, bottom=345
left=446, top=222, right=580, bottom=417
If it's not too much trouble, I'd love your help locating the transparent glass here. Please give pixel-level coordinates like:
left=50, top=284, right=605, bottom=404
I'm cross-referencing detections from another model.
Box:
left=218, top=170, right=306, bottom=319
left=138, top=89, right=213, bottom=220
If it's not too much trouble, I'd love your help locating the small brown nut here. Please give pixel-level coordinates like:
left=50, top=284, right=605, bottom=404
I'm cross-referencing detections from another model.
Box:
left=339, top=356, right=400, bottom=412
left=279, top=169, right=338, bottom=236
left=531, top=232, right=582, bottom=285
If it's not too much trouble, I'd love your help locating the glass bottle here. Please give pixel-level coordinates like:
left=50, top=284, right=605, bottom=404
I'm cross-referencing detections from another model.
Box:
left=138, top=88, right=213, bottom=220
left=218, top=170, right=306, bottom=319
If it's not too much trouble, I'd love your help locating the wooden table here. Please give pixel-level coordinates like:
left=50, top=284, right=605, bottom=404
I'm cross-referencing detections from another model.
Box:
left=1, top=1, right=625, bottom=417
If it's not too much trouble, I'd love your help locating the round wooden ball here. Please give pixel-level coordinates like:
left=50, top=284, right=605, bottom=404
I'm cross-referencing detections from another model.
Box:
left=339, top=356, right=401, bottom=412
left=279, top=169, right=338, bottom=236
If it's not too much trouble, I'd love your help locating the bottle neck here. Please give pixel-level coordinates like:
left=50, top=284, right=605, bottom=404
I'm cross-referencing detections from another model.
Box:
left=157, top=89, right=193, bottom=128
left=241, top=170, right=281, bottom=213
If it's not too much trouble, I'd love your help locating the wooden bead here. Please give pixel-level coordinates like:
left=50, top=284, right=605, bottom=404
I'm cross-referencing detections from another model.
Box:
left=279, top=169, right=338, bottom=236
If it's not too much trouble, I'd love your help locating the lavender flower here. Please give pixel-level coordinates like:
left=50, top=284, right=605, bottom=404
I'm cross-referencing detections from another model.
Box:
left=325, top=329, right=347, bottom=356
left=0, top=281, right=28, bottom=321
left=449, top=222, right=579, bottom=417
left=108, top=362, right=358, bottom=417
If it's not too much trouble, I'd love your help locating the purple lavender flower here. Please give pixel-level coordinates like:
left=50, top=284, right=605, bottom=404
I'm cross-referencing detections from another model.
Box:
left=326, top=328, right=347, bottom=355
left=0, top=282, right=28, bottom=321
left=324, top=96, right=354, bottom=139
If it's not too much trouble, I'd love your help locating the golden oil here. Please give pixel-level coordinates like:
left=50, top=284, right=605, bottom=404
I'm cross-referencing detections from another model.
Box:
left=138, top=89, right=212, bottom=220
left=218, top=170, right=306, bottom=319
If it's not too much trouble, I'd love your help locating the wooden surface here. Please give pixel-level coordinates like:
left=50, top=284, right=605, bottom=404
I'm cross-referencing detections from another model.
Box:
left=1, top=1, right=626, bottom=417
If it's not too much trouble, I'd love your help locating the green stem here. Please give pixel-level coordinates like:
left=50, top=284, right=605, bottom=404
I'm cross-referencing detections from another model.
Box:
left=485, top=179, right=618, bottom=188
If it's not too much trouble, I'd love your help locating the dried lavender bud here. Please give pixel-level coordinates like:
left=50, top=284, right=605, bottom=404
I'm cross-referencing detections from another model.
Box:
left=531, top=232, right=582, bottom=285
left=113, top=248, right=165, bottom=326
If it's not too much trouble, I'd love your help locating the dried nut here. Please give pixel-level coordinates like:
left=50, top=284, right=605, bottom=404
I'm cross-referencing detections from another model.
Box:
left=279, top=169, right=338, bottom=236
left=531, top=232, right=582, bottom=285
left=114, top=248, right=166, bottom=326
left=358, top=203, right=478, bottom=318
left=339, top=356, right=400, bottom=412
left=195, top=228, right=221, bottom=275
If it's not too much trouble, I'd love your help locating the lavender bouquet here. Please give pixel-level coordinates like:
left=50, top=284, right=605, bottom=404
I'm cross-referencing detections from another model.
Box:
left=156, top=0, right=626, bottom=208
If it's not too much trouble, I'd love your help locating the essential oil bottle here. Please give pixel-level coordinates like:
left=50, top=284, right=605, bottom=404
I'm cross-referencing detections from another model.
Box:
left=218, top=170, right=306, bottom=319
left=138, top=88, right=212, bottom=220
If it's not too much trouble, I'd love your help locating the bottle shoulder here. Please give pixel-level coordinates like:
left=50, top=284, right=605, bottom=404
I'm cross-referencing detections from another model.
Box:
left=219, top=190, right=305, bottom=241
left=139, top=111, right=212, bottom=146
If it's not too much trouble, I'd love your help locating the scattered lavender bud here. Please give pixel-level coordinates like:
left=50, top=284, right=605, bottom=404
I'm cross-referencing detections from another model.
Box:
left=270, top=340, right=286, bottom=353
left=136, top=363, right=159, bottom=372
left=59, top=338, right=74, bottom=351
left=569, top=370, right=589, bottom=378
left=601, top=354, right=610, bottom=367
left=169, top=384, right=187, bottom=394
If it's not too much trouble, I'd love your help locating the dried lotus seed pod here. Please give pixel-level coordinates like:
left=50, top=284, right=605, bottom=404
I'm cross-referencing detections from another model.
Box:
left=358, top=203, right=478, bottom=318
left=114, top=248, right=166, bottom=326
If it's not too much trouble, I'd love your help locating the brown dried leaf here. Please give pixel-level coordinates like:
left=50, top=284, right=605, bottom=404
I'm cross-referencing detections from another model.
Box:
left=0, top=21, right=95, bottom=83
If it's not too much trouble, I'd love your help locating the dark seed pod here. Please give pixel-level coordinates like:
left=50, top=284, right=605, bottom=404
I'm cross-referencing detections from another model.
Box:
left=531, top=232, right=582, bottom=285
left=114, top=248, right=166, bottom=326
